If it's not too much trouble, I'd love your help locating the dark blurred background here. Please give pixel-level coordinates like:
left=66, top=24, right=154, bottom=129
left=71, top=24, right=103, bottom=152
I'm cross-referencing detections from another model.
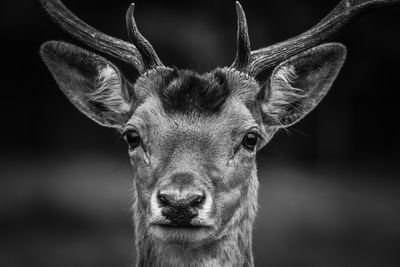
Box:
left=1, top=0, right=399, bottom=266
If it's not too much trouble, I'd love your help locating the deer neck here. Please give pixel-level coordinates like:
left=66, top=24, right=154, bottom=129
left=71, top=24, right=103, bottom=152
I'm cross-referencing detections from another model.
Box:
left=132, top=175, right=258, bottom=267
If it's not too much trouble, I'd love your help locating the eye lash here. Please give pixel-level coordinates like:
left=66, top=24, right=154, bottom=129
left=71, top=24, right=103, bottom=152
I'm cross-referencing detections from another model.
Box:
left=121, top=131, right=130, bottom=141
left=122, top=128, right=139, bottom=144
left=122, top=127, right=138, bottom=136
left=247, top=128, right=263, bottom=140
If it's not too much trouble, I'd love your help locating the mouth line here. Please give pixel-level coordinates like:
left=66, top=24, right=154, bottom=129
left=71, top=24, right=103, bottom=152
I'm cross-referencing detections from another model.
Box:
left=151, top=223, right=211, bottom=230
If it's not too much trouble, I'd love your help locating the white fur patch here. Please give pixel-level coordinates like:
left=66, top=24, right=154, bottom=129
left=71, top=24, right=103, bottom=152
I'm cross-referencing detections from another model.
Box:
left=263, top=64, right=305, bottom=126
left=88, top=65, right=130, bottom=113
left=197, top=190, right=213, bottom=221
left=150, top=189, right=163, bottom=218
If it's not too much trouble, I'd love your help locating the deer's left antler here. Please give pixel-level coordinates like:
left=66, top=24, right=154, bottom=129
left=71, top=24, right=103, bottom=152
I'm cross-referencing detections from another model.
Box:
left=231, top=0, right=400, bottom=76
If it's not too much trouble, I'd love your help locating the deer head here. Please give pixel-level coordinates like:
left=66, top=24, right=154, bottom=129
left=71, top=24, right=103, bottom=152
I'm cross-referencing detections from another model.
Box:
left=39, top=0, right=398, bottom=265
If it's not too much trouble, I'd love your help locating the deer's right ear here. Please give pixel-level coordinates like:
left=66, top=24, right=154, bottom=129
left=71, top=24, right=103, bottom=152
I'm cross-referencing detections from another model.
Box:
left=40, top=41, right=133, bottom=130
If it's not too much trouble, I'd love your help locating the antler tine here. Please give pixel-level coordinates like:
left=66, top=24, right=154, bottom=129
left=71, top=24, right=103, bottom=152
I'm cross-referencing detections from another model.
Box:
left=39, top=0, right=146, bottom=73
left=248, top=0, right=400, bottom=76
left=126, top=4, right=164, bottom=71
left=231, top=1, right=251, bottom=71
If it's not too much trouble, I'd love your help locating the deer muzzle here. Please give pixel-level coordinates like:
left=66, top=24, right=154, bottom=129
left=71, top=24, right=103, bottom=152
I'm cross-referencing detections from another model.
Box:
left=150, top=172, right=213, bottom=228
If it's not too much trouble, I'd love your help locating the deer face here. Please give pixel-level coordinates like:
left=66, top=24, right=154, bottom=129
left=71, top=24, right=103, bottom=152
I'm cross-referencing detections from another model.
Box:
left=39, top=0, right=347, bottom=246
left=124, top=68, right=266, bottom=243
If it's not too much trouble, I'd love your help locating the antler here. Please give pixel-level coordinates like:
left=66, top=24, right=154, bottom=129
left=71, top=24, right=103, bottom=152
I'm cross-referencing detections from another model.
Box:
left=232, top=0, right=399, bottom=76
left=39, top=0, right=163, bottom=74
left=231, top=2, right=251, bottom=71
left=126, top=4, right=164, bottom=70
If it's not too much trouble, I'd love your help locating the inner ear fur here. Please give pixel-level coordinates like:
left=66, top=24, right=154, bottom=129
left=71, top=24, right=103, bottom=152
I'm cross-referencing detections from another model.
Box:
left=261, top=43, right=347, bottom=127
left=40, top=41, right=134, bottom=129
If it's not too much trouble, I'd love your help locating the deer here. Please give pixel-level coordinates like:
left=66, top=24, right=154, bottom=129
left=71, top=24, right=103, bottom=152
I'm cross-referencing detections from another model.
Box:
left=38, top=0, right=399, bottom=266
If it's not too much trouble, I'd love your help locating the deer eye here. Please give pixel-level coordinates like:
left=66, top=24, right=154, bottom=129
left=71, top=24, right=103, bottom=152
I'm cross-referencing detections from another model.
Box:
left=124, top=131, right=141, bottom=149
left=242, top=132, right=259, bottom=151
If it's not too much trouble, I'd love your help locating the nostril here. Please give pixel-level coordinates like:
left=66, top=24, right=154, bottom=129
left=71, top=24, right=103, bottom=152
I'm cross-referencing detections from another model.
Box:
left=189, top=195, right=205, bottom=207
left=158, top=191, right=205, bottom=226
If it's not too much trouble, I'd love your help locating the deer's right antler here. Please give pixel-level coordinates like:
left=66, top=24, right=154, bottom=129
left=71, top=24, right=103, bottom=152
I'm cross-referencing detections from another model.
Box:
left=39, top=0, right=163, bottom=74
left=232, top=0, right=399, bottom=76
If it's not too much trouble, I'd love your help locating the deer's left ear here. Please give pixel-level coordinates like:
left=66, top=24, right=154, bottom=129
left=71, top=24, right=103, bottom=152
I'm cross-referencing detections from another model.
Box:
left=260, top=43, right=346, bottom=127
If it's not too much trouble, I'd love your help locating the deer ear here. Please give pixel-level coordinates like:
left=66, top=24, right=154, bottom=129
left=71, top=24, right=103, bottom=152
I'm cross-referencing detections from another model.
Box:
left=260, top=43, right=346, bottom=127
left=40, top=41, right=133, bottom=129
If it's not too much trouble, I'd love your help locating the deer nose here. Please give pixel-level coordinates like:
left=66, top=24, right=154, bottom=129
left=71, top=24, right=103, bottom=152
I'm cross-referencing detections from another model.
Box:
left=157, top=190, right=205, bottom=226
left=157, top=193, right=205, bottom=208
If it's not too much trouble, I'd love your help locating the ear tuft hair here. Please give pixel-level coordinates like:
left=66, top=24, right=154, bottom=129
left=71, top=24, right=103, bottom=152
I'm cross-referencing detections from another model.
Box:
left=88, top=65, right=131, bottom=114
left=262, top=65, right=306, bottom=126
left=40, top=41, right=133, bottom=129
left=261, top=43, right=346, bottom=127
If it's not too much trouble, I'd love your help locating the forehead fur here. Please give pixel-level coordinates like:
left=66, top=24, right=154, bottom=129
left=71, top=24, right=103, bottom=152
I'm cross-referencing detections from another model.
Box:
left=158, top=68, right=230, bottom=115
left=133, top=67, right=261, bottom=116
